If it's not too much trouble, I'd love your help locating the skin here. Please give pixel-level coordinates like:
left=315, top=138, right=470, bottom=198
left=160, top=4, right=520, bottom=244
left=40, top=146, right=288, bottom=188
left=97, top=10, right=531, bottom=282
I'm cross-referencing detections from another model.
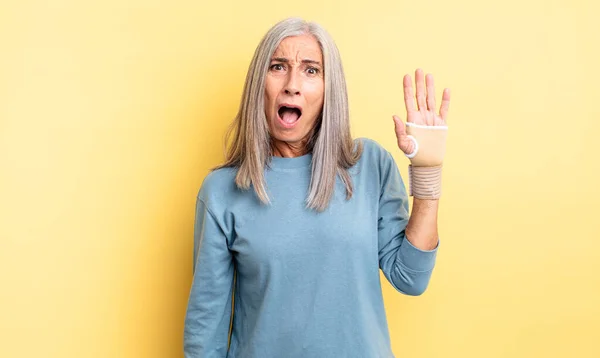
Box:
left=263, top=35, right=450, bottom=250
left=264, top=34, right=324, bottom=158
left=392, top=68, right=451, bottom=251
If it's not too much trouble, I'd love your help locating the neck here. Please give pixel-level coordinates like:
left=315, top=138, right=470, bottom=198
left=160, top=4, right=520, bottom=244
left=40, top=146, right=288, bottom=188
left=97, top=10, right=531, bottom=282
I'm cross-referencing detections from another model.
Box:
left=271, top=139, right=310, bottom=158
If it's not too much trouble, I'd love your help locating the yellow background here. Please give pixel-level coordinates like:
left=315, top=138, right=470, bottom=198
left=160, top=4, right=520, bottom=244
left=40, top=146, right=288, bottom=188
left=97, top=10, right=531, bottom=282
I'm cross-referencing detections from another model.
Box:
left=1, top=0, right=599, bottom=357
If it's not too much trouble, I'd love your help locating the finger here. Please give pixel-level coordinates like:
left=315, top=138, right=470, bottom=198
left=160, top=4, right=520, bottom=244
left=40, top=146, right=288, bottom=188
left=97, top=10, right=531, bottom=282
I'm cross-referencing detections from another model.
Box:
left=393, top=115, right=414, bottom=154
left=415, top=68, right=426, bottom=112
left=403, top=75, right=417, bottom=115
left=426, top=73, right=436, bottom=112
left=392, top=115, right=406, bottom=137
left=439, top=88, right=451, bottom=122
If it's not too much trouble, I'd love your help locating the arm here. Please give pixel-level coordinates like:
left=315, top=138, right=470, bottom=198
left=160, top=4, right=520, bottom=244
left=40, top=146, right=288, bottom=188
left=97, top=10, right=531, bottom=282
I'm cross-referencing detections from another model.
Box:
left=377, top=152, right=438, bottom=296
left=392, top=68, right=449, bottom=252
left=378, top=67, right=450, bottom=294
left=183, top=197, right=234, bottom=357
left=405, top=198, right=439, bottom=251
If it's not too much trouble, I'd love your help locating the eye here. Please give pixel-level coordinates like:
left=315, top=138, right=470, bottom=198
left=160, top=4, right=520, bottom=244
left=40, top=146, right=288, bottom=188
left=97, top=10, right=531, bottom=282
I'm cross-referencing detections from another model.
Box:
left=270, top=64, right=285, bottom=71
left=306, top=67, right=320, bottom=75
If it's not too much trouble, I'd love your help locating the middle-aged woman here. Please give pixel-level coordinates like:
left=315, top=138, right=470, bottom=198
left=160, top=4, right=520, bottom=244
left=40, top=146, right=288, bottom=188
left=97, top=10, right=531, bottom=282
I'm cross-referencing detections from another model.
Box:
left=184, top=16, right=450, bottom=358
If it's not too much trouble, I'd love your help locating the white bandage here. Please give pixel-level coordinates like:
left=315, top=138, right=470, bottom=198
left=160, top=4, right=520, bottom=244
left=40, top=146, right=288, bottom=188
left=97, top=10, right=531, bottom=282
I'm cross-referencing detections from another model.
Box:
left=404, top=122, right=448, bottom=199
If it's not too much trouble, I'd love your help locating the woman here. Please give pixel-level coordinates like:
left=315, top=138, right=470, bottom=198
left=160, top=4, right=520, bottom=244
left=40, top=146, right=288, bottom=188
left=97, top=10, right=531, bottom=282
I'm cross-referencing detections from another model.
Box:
left=184, top=17, right=450, bottom=358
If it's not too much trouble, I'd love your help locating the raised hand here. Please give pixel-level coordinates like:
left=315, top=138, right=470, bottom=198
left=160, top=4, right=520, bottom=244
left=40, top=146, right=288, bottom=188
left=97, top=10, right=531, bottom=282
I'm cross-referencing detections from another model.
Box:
left=392, top=68, right=450, bottom=156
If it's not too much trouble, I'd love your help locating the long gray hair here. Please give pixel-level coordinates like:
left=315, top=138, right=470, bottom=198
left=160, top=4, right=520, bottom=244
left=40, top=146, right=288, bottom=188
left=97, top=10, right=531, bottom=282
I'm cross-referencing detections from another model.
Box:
left=213, top=17, right=363, bottom=212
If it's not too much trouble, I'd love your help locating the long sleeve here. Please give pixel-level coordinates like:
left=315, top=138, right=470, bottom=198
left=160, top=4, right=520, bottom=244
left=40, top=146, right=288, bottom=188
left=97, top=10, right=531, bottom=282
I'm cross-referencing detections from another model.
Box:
left=184, top=197, right=234, bottom=357
left=377, top=151, right=439, bottom=296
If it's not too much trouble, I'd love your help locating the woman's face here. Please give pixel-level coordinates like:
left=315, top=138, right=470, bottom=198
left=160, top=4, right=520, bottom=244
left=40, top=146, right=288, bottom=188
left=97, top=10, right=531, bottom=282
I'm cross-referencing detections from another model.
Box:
left=264, top=34, right=324, bottom=155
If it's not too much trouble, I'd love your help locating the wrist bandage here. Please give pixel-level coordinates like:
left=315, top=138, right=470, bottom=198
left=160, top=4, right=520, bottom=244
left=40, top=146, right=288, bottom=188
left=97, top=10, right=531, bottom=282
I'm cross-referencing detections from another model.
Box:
left=404, top=122, right=448, bottom=199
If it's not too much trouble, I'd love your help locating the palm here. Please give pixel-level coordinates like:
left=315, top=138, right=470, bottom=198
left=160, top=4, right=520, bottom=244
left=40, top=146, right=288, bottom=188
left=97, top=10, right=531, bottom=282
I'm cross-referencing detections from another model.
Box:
left=393, top=68, right=450, bottom=155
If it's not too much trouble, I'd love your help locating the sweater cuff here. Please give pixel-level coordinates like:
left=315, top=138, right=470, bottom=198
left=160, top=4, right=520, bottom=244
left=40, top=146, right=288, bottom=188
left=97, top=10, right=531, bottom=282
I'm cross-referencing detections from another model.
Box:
left=399, top=236, right=439, bottom=272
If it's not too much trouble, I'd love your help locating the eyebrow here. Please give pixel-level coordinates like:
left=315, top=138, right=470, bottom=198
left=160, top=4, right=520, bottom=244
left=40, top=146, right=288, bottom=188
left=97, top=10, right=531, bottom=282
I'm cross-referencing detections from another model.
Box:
left=270, top=57, right=322, bottom=66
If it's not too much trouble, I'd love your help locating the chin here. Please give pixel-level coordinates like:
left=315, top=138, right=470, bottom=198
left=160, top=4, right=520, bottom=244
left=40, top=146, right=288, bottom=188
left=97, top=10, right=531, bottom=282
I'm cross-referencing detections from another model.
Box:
left=272, top=133, right=299, bottom=143
left=271, top=131, right=308, bottom=145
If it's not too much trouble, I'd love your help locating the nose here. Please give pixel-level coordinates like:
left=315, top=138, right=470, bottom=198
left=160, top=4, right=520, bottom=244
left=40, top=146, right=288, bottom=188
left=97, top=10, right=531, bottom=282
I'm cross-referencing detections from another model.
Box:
left=284, top=71, right=301, bottom=96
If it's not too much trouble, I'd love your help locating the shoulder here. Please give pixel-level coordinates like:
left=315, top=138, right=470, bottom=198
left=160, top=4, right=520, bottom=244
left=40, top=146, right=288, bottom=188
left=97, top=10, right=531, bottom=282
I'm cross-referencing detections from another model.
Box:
left=353, top=137, right=404, bottom=189
left=353, top=137, right=395, bottom=166
left=196, top=166, right=238, bottom=208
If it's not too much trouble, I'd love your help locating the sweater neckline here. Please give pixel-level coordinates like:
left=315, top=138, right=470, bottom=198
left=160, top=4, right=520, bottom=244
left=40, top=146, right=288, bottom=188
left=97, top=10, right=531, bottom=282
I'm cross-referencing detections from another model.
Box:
left=268, top=152, right=313, bottom=170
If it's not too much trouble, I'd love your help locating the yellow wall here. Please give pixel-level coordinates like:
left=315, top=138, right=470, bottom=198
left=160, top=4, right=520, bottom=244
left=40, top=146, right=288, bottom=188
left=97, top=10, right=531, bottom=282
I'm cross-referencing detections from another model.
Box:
left=2, top=0, right=599, bottom=357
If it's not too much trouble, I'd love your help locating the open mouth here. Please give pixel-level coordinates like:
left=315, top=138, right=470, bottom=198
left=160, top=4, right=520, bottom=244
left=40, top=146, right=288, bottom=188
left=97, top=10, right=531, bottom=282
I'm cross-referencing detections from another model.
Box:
left=278, top=105, right=302, bottom=125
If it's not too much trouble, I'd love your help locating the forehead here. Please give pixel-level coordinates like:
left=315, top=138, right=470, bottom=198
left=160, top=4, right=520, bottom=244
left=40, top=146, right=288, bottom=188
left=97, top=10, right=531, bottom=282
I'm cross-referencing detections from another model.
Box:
left=272, top=34, right=322, bottom=61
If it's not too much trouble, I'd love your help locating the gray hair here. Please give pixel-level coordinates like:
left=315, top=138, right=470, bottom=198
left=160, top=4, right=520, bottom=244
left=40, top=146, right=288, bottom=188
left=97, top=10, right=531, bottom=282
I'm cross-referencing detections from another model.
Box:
left=214, top=17, right=363, bottom=212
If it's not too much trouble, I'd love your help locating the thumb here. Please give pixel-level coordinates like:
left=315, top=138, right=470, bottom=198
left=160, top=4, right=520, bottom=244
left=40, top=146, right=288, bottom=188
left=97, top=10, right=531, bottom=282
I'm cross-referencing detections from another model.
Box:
left=392, top=115, right=406, bottom=137
left=392, top=115, right=414, bottom=155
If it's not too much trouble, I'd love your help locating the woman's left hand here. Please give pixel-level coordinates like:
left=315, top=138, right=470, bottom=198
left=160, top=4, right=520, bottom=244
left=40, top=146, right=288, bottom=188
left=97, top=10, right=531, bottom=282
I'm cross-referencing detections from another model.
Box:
left=392, top=68, right=450, bottom=156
